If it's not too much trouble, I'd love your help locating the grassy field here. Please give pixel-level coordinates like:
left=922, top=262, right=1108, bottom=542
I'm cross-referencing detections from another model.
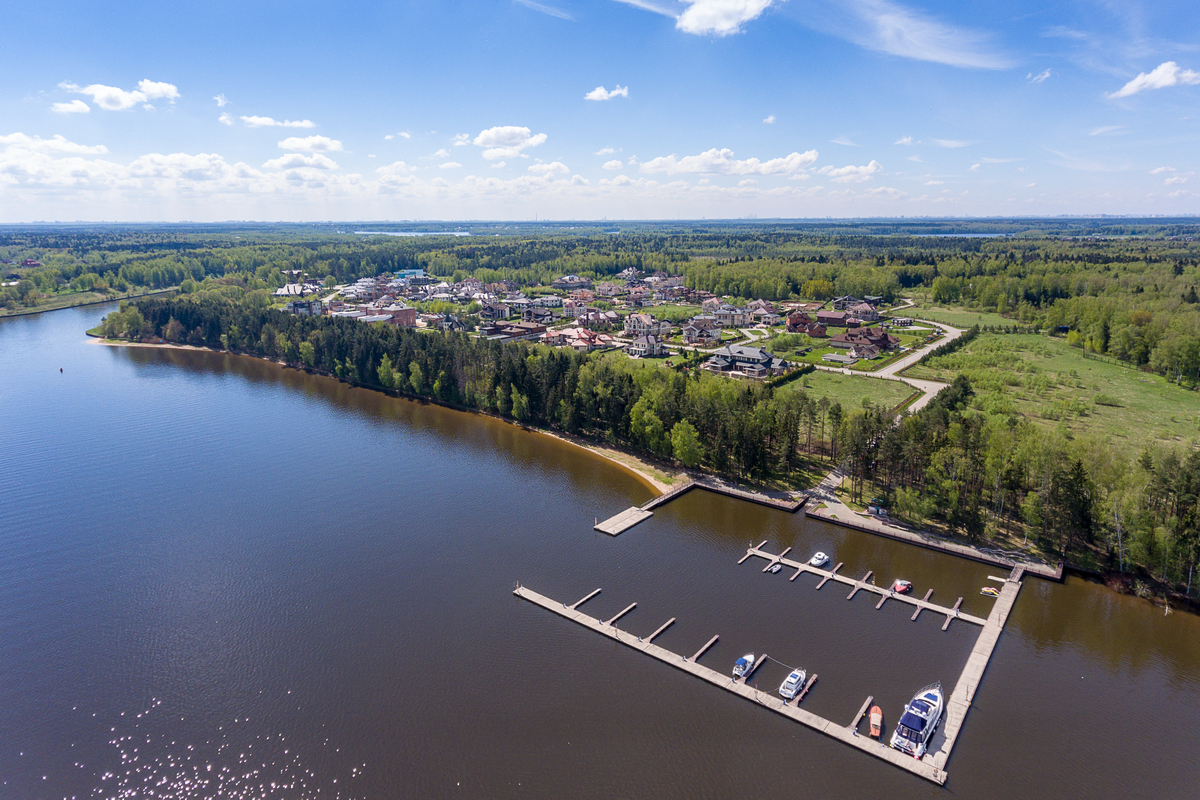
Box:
left=901, top=302, right=1019, bottom=329
left=906, top=333, right=1200, bottom=446
left=778, top=370, right=917, bottom=411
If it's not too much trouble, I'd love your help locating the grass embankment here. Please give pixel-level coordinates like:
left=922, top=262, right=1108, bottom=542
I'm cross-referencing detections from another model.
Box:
left=778, top=370, right=916, bottom=412
left=0, top=287, right=176, bottom=317
left=904, top=302, right=1020, bottom=329
left=906, top=333, right=1200, bottom=446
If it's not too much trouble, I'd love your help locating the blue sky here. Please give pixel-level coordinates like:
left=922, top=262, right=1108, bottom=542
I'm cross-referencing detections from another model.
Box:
left=1, top=0, right=1198, bottom=220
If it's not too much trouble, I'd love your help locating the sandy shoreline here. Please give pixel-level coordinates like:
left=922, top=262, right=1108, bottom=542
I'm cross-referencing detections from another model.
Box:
left=92, top=337, right=683, bottom=495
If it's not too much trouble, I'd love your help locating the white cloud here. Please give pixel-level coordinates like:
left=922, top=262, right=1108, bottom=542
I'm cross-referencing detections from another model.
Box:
left=0, top=133, right=108, bottom=154
left=214, top=94, right=230, bottom=107
left=866, top=186, right=907, bottom=199
left=602, top=160, right=624, bottom=170
left=440, top=162, right=463, bottom=169
left=263, top=153, right=339, bottom=170
left=611, top=0, right=677, bottom=16
left=627, top=156, right=640, bottom=165
left=894, top=136, right=914, bottom=145
left=763, top=115, right=776, bottom=124
left=738, top=179, right=758, bottom=186
left=969, top=163, right=981, bottom=171
left=811, top=0, right=1012, bottom=70
left=514, top=0, right=574, bottom=19
left=907, top=154, right=922, bottom=162
left=384, top=134, right=394, bottom=140
left=585, top=85, right=629, bottom=101
left=278, top=135, right=343, bottom=152
left=980, top=157, right=1019, bottom=164
left=52, top=100, right=90, bottom=114
left=473, top=126, right=547, bottom=159
left=491, top=161, right=507, bottom=169
left=596, top=147, right=615, bottom=155
left=933, top=139, right=969, bottom=148
left=1108, top=61, right=1200, bottom=99
left=60, top=79, right=180, bottom=111
left=1165, top=176, right=1188, bottom=185
left=376, top=161, right=417, bottom=177
left=1089, top=125, right=1121, bottom=136
left=240, top=116, right=316, bottom=128
left=433, top=148, right=451, bottom=157
left=817, top=160, right=882, bottom=182
left=1027, top=69, right=1051, bottom=83
left=452, top=133, right=470, bottom=146
left=1150, top=166, right=1175, bottom=174
left=399, top=131, right=411, bottom=139
left=641, top=147, right=819, bottom=175
left=529, top=161, right=569, bottom=175
left=831, top=136, right=858, bottom=146
left=925, top=180, right=943, bottom=185
left=218, top=113, right=233, bottom=126
left=676, top=0, right=777, bottom=36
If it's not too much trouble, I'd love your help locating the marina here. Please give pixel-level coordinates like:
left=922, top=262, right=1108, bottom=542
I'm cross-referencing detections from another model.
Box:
left=595, top=477, right=805, bottom=535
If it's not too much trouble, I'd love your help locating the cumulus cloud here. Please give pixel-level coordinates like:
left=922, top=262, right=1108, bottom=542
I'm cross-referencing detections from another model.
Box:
left=491, top=161, right=507, bottom=169
left=763, top=115, right=776, bottom=124
left=969, top=163, right=981, bottom=172
left=473, top=126, right=547, bottom=159
left=452, top=133, right=470, bottom=146
left=529, top=161, right=569, bottom=175
left=894, top=136, right=915, bottom=145
left=1027, top=69, right=1051, bottom=83
left=676, top=0, right=777, bottom=36
left=263, top=153, right=339, bottom=170
left=376, top=161, right=417, bottom=178
left=602, top=160, right=624, bottom=170
left=52, top=100, right=90, bottom=114
left=277, top=135, right=343, bottom=152
left=924, top=180, right=943, bottom=185
left=1150, top=166, right=1175, bottom=174
left=585, top=85, right=629, bottom=101
left=1108, top=61, right=1200, bottom=98
left=0, top=133, right=108, bottom=154
left=433, top=148, right=451, bottom=157
left=817, top=160, right=882, bottom=182
left=933, top=139, right=969, bottom=148
left=240, top=116, right=316, bottom=128
left=60, top=79, right=180, bottom=111
left=596, top=147, right=615, bottom=155
left=218, top=113, right=233, bottom=125
left=214, top=94, right=230, bottom=107
left=640, top=147, right=819, bottom=176
left=1165, top=175, right=1189, bottom=185
left=440, top=162, right=462, bottom=169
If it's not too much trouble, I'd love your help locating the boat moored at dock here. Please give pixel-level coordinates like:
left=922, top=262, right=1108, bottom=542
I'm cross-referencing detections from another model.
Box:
left=779, top=668, right=807, bottom=700
left=890, top=682, right=943, bottom=757
left=732, top=653, right=755, bottom=678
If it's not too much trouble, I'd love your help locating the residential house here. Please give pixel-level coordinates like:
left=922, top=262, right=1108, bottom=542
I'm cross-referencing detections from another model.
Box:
left=626, top=335, right=666, bottom=358
left=624, top=313, right=672, bottom=338
left=522, top=307, right=556, bottom=325
left=380, top=303, right=417, bottom=327
left=533, top=295, right=562, bottom=308
left=484, top=320, right=545, bottom=342
left=849, top=343, right=881, bottom=360
left=577, top=309, right=621, bottom=329
left=864, top=295, right=884, bottom=306
left=570, top=288, right=597, bottom=301
left=714, top=304, right=751, bottom=328
left=832, top=295, right=863, bottom=311
left=816, top=310, right=848, bottom=327
left=595, top=283, right=624, bottom=298
left=704, top=345, right=791, bottom=378
left=747, top=299, right=777, bottom=314
left=786, top=311, right=814, bottom=333
left=682, top=321, right=721, bottom=345
left=701, top=297, right=724, bottom=313
left=828, top=326, right=900, bottom=351
left=479, top=301, right=511, bottom=321
left=849, top=302, right=879, bottom=322
left=284, top=299, right=324, bottom=316
left=552, top=274, right=592, bottom=291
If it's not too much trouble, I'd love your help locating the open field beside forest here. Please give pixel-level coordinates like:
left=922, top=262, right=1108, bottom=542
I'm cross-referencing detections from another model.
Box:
left=901, top=301, right=1021, bottom=329
left=906, top=333, right=1200, bottom=446
left=779, top=369, right=917, bottom=411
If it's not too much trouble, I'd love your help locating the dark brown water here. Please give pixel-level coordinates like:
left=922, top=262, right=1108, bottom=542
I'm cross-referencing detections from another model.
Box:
left=2, top=305, right=1199, bottom=798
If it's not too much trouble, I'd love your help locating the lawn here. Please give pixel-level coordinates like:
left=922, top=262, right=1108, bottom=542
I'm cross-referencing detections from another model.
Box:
left=777, top=370, right=917, bottom=411
left=901, top=302, right=1019, bottom=330
left=905, top=333, right=1200, bottom=445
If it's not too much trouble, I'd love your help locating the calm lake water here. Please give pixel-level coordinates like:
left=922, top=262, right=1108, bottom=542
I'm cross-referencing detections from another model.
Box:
left=2, top=304, right=1199, bottom=798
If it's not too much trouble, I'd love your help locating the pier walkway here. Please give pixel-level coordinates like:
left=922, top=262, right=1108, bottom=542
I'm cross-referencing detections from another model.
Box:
left=595, top=477, right=805, bottom=536
left=739, top=542, right=987, bottom=628
left=514, top=584, right=948, bottom=785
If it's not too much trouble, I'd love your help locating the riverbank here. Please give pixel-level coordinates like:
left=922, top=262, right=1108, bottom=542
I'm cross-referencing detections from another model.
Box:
left=91, top=336, right=684, bottom=496
left=2, top=287, right=176, bottom=318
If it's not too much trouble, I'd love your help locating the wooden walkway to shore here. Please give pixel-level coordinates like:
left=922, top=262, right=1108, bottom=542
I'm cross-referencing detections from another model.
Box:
left=595, top=478, right=806, bottom=536
left=740, top=542, right=987, bottom=628
left=513, top=584, right=948, bottom=785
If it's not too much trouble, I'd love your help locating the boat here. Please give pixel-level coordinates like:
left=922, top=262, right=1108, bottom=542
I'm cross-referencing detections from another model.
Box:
left=890, top=682, right=944, bottom=757
left=892, top=579, right=913, bottom=594
left=778, top=668, right=807, bottom=700
left=808, top=551, right=829, bottom=567
left=869, top=705, right=883, bottom=738
left=981, top=586, right=1000, bottom=598
left=732, top=653, right=755, bottom=678
left=767, top=563, right=782, bottom=573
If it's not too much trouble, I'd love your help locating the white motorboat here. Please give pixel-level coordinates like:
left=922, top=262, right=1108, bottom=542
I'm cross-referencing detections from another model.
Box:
left=890, top=682, right=944, bottom=757
left=768, top=563, right=782, bottom=574
left=732, top=653, right=755, bottom=678
left=809, top=552, right=830, bottom=567
left=778, top=668, right=807, bottom=700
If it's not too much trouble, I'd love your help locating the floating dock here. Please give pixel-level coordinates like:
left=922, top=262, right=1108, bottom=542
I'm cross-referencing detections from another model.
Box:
left=595, top=478, right=805, bottom=535
left=514, top=584, right=948, bottom=785
left=740, top=544, right=986, bottom=628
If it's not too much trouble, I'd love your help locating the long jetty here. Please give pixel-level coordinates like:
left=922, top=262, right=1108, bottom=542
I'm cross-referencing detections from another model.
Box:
left=740, top=542, right=987, bottom=628
left=514, top=584, right=948, bottom=785
left=595, top=477, right=806, bottom=536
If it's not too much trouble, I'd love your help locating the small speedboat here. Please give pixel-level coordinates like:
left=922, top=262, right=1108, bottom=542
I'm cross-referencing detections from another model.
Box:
left=869, top=705, right=883, bottom=739
left=778, top=668, right=807, bottom=700
left=980, top=586, right=1000, bottom=598
left=732, top=653, right=755, bottom=678
left=892, top=579, right=913, bottom=594
left=809, top=552, right=830, bottom=567
left=768, top=563, right=782, bottom=574
left=890, top=682, right=944, bottom=757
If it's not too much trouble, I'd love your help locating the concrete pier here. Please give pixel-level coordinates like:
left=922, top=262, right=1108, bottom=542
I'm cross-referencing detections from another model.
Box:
left=741, top=544, right=987, bottom=627
left=594, top=507, right=653, bottom=535
left=514, top=584, right=947, bottom=785
left=596, top=478, right=805, bottom=537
